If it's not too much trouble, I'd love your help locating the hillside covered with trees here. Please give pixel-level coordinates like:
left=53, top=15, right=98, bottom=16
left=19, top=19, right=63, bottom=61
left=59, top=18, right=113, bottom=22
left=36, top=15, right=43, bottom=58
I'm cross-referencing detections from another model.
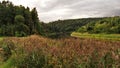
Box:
left=77, top=16, right=120, bottom=34
left=43, top=18, right=102, bottom=38
left=0, top=1, right=42, bottom=36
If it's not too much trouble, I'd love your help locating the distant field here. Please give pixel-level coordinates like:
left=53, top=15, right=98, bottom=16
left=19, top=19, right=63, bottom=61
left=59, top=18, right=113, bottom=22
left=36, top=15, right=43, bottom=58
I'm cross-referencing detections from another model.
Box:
left=71, top=32, right=120, bottom=41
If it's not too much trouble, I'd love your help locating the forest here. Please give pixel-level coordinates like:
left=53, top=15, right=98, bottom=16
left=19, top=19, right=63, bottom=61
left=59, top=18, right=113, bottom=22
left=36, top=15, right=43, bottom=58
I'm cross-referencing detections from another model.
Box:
left=43, top=18, right=102, bottom=38
left=77, top=16, right=120, bottom=34
left=0, top=1, right=42, bottom=37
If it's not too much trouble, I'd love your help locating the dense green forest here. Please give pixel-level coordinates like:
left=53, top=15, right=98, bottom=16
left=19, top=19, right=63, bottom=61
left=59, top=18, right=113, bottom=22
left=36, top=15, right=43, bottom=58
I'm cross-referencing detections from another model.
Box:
left=0, top=1, right=42, bottom=36
left=77, top=16, right=120, bottom=34
left=43, top=18, right=102, bottom=38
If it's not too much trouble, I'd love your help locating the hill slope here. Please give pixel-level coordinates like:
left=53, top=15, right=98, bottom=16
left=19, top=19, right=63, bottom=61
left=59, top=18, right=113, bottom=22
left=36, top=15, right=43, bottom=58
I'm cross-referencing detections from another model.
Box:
left=43, top=18, right=102, bottom=38
left=77, top=16, right=120, bottom=34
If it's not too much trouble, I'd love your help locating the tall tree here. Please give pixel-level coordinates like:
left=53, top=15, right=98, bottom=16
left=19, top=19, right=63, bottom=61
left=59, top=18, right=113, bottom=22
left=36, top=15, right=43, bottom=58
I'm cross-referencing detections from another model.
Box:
left=31, top=8, right=39, bottom=33
left=0, top=1, right=42, bottom=36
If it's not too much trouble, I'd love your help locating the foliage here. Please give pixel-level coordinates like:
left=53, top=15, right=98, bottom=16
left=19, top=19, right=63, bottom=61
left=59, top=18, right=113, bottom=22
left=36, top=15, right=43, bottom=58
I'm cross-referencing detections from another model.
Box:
left=77, top=16, right=120, bottom=34
left=42, top=18, right=102, bottom=38
left=0, top=1, right=42, bottom=36
left=14, top=15, right=25, bottom=24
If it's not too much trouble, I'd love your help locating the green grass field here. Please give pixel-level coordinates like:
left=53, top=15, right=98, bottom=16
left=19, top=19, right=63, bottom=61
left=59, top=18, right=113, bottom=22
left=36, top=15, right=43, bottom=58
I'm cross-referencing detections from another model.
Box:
left=0, top=37, right=3, bottom=41
left=71, top=32, right=120, bottom=41
left=0, top=58, right=14, bottom=68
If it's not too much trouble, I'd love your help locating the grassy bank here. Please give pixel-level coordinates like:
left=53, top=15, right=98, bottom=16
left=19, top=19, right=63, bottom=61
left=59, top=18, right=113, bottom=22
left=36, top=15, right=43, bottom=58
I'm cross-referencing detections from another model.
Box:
left=71, top=32, right=120, bottom=41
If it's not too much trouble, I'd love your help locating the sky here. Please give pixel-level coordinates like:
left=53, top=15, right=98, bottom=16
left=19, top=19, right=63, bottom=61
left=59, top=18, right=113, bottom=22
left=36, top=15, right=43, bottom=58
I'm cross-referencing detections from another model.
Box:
left=0, top=0, right=120, bottom=22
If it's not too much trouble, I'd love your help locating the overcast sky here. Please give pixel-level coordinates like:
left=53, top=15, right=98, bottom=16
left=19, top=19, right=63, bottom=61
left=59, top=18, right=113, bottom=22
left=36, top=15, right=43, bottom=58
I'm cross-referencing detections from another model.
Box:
left=1, top=0, right=120, bottom=22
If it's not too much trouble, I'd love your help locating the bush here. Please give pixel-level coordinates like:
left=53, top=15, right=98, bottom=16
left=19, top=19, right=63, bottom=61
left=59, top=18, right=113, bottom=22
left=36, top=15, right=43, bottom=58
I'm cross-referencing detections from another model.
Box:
left=0, top=40, right=15, bottom=61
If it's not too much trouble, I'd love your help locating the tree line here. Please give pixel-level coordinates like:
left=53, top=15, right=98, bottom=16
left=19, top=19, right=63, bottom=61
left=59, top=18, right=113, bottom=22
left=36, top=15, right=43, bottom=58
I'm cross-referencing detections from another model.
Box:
left=43, top=16, right=120, bottom=38
left=0, top=1, right=42, bottom=36
left=42, top=18, right=102, bottom=38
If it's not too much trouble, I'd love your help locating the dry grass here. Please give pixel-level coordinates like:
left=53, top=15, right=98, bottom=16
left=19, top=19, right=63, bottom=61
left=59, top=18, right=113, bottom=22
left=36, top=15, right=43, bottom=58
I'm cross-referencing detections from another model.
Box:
left=0, top=35, right=120, bottom=68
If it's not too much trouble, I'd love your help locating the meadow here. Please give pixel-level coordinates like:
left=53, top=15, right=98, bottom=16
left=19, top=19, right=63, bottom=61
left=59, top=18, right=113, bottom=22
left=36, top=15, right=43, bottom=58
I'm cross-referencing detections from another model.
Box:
left=0, top=35, right=120, bottom=68
left=71, top=32, right=120, bottom=41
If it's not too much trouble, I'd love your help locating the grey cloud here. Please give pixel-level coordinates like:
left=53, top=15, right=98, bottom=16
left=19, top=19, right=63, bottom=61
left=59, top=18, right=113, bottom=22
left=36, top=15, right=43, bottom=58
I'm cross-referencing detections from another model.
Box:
left=33, top=0, right=120, bottom=22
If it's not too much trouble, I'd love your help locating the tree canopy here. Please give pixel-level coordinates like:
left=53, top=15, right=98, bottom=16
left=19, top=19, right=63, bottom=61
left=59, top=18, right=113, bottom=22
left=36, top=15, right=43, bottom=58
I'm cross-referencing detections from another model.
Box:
left=77, top=16, right=120, bottom=34
left=42, top=18, right=102, bottom=38
left=0, top=1, right=42, bottom=36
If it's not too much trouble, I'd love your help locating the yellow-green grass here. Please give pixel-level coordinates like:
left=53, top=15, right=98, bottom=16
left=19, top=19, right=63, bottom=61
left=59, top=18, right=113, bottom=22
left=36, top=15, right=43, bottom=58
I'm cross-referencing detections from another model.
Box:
left=0, top=37, right=3, bottom=41
left=71, top=32, right=120, bottom=41
left=0, top=37, right=15, bottom=68
left=0, top=57, right=15, bottom=68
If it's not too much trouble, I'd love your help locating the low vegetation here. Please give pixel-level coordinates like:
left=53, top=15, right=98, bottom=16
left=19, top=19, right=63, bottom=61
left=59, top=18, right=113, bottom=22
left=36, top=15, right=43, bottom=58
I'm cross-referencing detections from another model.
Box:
left=0, top=37, right=3, bottom=41
left=0, top=35, right=120, bottom=68
left=71, top=32, right=120, bottom=41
